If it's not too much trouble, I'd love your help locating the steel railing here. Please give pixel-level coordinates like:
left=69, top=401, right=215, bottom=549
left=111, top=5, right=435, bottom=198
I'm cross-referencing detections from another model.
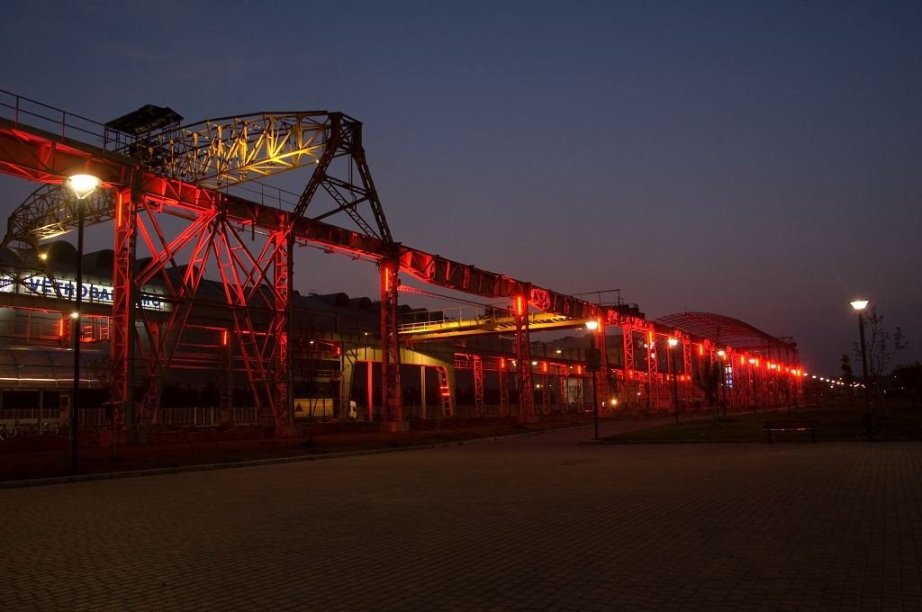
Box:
left=0, top=88, right=108, bottom=147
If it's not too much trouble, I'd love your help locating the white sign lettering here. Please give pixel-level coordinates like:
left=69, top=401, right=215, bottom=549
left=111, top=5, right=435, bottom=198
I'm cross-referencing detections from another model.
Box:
left=0, top=275, right=168, bottom=311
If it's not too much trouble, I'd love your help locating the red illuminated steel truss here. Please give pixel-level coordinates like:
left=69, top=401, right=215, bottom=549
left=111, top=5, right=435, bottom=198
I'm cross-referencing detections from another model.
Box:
left=0, top=90, right=804, bottom=433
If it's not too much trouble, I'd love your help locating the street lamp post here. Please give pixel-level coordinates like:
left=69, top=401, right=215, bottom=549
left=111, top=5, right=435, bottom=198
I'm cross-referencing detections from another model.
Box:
left=850, top=299, right=873, bottom=440
left=66, top=174, right=100, bottom=475
left=585, top=319, right=600, bottom=440
left=668, top=337, right=679, bottom=423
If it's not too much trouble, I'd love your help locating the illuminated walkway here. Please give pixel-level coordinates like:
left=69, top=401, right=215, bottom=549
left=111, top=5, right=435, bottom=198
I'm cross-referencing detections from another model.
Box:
left=1, top=426, right=919, bottom=611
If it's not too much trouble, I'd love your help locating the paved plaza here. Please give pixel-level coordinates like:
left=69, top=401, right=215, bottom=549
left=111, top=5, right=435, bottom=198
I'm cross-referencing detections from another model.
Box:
left=1, top=423, right=921, bottom=611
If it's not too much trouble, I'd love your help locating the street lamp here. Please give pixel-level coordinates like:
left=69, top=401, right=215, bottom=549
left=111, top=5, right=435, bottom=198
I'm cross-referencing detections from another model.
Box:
left=585, top=319, right=600, bottom=439
left=66, top=173, right=100, bottom=475
left=668, top=337, right=679, bottom=423
left=850, top=299, right=873, bottom=440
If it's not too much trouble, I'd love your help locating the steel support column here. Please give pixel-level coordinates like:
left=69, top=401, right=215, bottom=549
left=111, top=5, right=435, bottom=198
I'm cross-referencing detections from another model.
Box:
left=646, top=327, right=657, bottom=412
left=622, top=323, right=636, bottom=408
left=437, top=366, right=452, bottom=417
left=472, top=355, right=484, bottom=416
left=513, top=294, right=534, bottom=422
left=274, top=225, right=292, bottom=436
left=623, top=325, right=635, bottom=374
left=379, top=259, right=402, bottom=422
left=597, top=319, right=610, bottom=412
left=682, top=336, right=692, bottom=410
left=111, top=184, right=137, bottom=435
left=499, top=359, right=509, bottom=416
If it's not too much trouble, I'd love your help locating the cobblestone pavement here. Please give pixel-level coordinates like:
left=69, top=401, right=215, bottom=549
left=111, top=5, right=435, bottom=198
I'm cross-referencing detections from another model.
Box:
left=1, top=424, right=920, bottom=611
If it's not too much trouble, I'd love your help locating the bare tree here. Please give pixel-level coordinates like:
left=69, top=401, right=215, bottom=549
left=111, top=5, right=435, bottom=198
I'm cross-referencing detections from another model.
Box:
left=855, top=306, right=907, bottom=380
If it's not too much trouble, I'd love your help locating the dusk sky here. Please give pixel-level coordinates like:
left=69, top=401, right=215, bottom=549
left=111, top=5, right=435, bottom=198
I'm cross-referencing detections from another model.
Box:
left=1, top=1, right=920, bottom=376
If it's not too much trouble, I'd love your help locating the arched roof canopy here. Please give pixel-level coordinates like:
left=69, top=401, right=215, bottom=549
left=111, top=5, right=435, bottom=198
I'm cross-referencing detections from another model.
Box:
left=654, top=312, right=798, bottom=361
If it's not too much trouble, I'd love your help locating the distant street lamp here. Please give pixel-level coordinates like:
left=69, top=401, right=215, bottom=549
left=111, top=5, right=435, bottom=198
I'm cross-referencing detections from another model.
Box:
left=668, top=337, right=679, bottom=423
left=850, top=299, right=873, bottom=440
left=66, top=173, right=100, bottom=475
left=585, top=319, right=600, bottom=439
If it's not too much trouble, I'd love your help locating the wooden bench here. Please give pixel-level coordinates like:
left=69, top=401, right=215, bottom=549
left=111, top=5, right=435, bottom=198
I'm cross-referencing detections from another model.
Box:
left=762, top=421, right=817, bottom=443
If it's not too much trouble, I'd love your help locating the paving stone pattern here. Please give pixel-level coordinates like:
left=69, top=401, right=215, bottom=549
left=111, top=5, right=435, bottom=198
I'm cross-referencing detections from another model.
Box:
left=1, top=425, right=920, bottom=611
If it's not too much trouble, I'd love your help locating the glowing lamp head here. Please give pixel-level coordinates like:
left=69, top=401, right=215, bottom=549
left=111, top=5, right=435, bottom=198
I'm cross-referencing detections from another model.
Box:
left=850, top=299, right=869, bottom=312
left=38, top=252, right=48, bottom=261
left=717, top=349, right=726, bottom=358
left=70, top=311, right=80, bottom=320
left=584, top=319, right=599, bottom=331
left=667, top=337, right=678, bottom=348
left=66, top=174, right=101, bottom=200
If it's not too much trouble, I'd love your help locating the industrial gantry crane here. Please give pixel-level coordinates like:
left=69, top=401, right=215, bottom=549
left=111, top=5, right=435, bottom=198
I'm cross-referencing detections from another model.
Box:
left=0, top=89, right=799, bottom=437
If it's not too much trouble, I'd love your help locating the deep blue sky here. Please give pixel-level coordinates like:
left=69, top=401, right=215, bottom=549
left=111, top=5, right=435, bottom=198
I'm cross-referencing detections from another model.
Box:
left=1, top=1, right=920, bottom=375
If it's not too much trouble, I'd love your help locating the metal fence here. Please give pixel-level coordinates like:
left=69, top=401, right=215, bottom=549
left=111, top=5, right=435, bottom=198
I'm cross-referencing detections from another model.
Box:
left=156, top=406, right=260, bottom=427
left=159, top=406, right=219, bottom=427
